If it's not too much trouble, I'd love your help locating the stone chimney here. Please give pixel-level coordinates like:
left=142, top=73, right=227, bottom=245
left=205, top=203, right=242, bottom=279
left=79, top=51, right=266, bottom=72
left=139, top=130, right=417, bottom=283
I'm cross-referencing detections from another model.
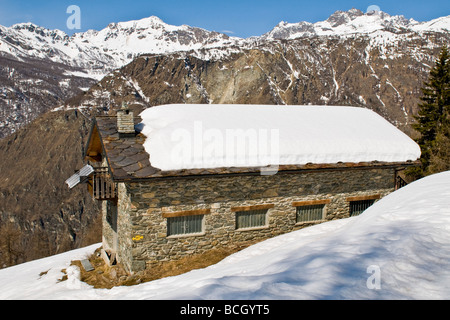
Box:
left=117, top=102, right=135, bottom=137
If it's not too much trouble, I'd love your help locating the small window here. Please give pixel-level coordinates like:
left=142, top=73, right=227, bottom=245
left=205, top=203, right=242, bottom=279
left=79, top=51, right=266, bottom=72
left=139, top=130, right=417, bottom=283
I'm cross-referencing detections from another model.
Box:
left=106, top=200, right=117, bottom=230
left=296, top=204, right=325, bottom=223
left=349, top=200, right=375, bottom=217
left=167, top=214, right=204, bottom=236
left=236, top=209, right=268, bottom=230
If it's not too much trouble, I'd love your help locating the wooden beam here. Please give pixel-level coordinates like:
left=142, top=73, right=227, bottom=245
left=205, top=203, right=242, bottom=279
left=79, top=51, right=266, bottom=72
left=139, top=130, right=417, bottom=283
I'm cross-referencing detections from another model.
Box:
left=162, top=208, right=211, bottom=218
left=346, top=194, right=381, bottom=202
left=292, top=199, right=331, bottom=207
left=231, top=204, right=275, bottom=212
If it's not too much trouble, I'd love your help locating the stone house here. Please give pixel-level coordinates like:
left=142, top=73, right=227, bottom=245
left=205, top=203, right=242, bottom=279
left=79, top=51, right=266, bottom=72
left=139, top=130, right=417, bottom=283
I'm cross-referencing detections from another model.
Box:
left=75, top=103, right=420, bottom=273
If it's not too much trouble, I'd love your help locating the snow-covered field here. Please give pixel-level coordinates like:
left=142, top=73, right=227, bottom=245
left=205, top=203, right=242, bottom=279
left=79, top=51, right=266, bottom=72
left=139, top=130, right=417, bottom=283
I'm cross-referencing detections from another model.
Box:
left=1, top=171, right=449, bottom=300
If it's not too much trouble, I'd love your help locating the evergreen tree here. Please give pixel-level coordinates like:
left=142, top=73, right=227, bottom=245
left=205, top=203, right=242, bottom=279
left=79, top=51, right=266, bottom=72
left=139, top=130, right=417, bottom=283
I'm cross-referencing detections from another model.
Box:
left=428, top=106, right=450, bottom=173
left=411, top=45, right=450, bottom=177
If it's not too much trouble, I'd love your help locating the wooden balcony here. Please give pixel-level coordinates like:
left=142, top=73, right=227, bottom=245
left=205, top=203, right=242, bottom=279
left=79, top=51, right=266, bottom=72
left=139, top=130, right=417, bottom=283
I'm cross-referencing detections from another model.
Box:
left=395, top=171, right=409, bottom=190
left=89, top=167, right=117, bottom=200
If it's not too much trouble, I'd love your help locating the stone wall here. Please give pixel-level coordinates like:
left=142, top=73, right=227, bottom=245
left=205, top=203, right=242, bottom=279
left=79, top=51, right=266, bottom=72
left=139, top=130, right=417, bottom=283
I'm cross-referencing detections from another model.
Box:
left=107, top=167, right=396, bottom=272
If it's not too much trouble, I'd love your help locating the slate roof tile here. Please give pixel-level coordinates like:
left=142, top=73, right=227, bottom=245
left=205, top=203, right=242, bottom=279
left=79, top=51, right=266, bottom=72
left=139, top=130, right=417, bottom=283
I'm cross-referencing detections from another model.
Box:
left=95, top=116, right=161, bottom=181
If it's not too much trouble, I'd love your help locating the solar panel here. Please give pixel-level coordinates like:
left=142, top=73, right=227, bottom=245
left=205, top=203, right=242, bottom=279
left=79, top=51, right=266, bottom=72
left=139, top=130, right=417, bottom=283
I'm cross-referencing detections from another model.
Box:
left=65, top=164, right=94, bottom=189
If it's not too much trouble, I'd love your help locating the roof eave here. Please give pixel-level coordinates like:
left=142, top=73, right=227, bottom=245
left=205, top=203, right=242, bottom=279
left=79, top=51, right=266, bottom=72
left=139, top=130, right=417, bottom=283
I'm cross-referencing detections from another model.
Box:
left=110, top=159, right=420, bottom=182
left=84, top=118, right=103, bottom=161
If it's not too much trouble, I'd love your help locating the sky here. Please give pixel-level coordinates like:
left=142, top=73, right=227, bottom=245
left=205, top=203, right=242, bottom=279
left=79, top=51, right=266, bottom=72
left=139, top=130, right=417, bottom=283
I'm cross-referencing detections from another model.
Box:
left=0, top=0, right=449, bottom=38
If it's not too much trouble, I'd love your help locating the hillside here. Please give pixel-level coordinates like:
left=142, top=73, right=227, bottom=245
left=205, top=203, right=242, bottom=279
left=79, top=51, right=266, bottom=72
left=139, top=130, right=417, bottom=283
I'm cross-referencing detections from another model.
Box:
left=0, top=171, right=449, bottom=300
left=0, top=110, right=101, bottom=267
left=0, top=55, right=97, bottom=138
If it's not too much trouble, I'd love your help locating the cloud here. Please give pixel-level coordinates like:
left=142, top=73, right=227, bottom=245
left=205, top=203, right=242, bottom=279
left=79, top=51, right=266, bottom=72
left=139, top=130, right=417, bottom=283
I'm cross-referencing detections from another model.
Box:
left=221, top=30, right=235, bottom=34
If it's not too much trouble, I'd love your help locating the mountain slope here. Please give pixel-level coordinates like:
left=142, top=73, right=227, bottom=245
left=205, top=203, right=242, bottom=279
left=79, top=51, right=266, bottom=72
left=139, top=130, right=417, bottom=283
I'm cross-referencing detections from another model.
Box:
left=0, top=110, right=101, bottom=268
left=72, top=32, right=445, bottom=136
left=0, top=55, right=97, bottom=138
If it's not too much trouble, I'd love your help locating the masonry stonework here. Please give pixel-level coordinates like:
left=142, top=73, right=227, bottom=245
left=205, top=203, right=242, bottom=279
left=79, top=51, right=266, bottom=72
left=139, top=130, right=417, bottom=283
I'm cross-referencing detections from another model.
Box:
left=103, top=166, right=396, bottom=272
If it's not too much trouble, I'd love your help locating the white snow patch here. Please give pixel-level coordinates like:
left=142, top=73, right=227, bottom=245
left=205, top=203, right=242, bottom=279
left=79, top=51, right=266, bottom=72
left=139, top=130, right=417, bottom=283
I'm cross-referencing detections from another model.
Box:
left=138, top=104, right=420, bottom=171
left=64, top=70, right=105, bottom=81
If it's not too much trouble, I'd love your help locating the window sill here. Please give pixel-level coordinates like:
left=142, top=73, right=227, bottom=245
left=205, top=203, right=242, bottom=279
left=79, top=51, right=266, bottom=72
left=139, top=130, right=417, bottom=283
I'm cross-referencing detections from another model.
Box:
left=167, top=232, right=205, bottom=239
left=295, top=219, right=326, bottom=226
left=235, top=225, right=269, bottom=232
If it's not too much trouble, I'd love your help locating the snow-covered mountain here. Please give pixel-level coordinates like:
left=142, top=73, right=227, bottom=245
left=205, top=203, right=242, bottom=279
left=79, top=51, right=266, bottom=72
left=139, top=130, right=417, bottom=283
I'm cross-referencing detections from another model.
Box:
left=0, top=16, right=242, bottom=75
left=72, top=8, right=450, bottom=137
left=0, top=16, right=243, bottom=138
left=1, top=170, right=449, bottom=300
left=262, top=8, right=450, bottom=40
left=2, top=9, right=449, bottom=82
left=1, top=9, right=449, bottom=139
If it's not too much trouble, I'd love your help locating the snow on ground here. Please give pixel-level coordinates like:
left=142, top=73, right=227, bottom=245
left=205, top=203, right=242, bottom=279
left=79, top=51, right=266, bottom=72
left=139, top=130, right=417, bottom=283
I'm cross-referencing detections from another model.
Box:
left=0, top=170, right=449, bottom=300
left=139, top=104, right=420, bottom=171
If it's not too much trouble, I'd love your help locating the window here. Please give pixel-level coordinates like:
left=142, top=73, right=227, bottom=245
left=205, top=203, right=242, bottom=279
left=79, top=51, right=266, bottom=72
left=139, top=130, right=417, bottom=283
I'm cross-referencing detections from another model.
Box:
left=349, top=200, right=375, bottom=217
left=106, top=200, right=117, bottom=230
left=163, top=208, right=210, bottom=237
left=231, top=204, right=273, bottom=230
left=296, top=204, right=325, bottom=223
left=347, top=195, right=380, bottom=217
left=167, top=214, right=204, bottom=236
left=235, top=209, right=268, bottom=230
left=292, top=200, right=330, bottom=223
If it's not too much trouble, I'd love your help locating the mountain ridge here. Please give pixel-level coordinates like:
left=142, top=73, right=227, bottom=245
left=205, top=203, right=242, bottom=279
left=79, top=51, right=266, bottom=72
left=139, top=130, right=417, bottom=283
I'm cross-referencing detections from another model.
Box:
left=262, top=9, right=450, bottom=40
left=2, top=9, right=449, bottom=73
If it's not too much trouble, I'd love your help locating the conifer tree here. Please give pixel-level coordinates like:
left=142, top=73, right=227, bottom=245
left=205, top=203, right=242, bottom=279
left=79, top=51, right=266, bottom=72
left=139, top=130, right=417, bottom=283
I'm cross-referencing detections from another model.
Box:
left=428, top=105, right=450, bottom=173
left=411, top=45, right=450, bottom=177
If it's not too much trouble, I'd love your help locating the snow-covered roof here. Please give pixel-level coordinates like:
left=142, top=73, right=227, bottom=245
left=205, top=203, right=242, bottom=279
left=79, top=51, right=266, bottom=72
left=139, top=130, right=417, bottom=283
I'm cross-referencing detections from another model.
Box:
left=139, top=104, right=421, bottom=172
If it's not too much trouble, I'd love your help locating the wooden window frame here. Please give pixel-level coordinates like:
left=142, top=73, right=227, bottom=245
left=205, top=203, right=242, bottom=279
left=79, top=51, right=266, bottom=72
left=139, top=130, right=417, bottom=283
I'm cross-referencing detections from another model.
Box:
left=346, top=195, right=380, bottom=217
left=231, top=204, right=274, bottom=212
left=162, top=208, right=211, bottom=218
left=163, top=209, right=210, bottom=238
left=346, top=195, right=381, bottom=202
left=232, top=204, right=273, bottom=231
left=292, top=199, right=330, bottom=224
left=291, top=199, right=331, bottom=207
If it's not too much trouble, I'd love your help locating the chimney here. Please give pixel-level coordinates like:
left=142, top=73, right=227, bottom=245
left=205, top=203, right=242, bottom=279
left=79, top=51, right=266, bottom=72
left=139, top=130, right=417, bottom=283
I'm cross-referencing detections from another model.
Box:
left=117, top=102, right=135, bottom=137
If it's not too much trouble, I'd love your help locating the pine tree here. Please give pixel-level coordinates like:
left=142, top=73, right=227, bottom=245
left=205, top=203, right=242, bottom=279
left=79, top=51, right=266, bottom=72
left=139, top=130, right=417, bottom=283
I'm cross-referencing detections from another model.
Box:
left=411, top=45, right=450, bottom=177
left=428, top=106, right=450, bottom=173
